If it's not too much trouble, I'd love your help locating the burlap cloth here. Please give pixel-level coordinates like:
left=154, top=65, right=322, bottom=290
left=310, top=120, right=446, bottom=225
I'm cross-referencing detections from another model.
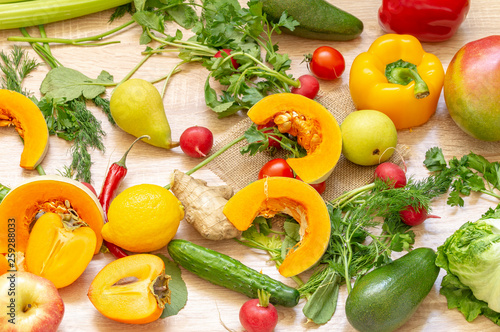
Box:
left=207, top=85, right=409, bottom=201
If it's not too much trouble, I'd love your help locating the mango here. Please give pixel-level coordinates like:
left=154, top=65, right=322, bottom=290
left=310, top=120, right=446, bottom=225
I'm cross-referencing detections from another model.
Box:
left=444, top=35, right=500, bottom=141
left=110, top=79, right=179, bottom=149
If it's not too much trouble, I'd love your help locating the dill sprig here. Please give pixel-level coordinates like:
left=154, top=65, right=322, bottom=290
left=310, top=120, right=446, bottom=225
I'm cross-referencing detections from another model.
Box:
left=0, top=45, right=39, bottom=95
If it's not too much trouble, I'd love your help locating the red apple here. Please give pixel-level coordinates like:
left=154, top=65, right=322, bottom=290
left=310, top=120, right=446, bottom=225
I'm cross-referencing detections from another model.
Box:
left=444, top=35, right=500, bottom=141
left=0, top=272, right=64, bottom=331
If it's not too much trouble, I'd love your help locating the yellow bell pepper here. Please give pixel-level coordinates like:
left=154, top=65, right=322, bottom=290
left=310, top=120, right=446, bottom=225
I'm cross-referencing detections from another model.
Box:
left=349, top=34, right=445, bottom=129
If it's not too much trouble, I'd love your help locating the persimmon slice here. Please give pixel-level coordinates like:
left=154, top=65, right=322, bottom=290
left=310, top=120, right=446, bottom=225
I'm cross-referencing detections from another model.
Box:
left=87, top=254, right=171, bottom=324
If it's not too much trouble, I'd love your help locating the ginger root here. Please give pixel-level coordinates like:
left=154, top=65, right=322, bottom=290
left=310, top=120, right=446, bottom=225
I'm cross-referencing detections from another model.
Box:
left=170, top=170, right=241, bottom=240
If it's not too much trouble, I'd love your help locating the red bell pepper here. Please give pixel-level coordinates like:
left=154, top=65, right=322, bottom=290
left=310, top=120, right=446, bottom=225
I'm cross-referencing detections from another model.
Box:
left=378, top=0, right=470, bottom=42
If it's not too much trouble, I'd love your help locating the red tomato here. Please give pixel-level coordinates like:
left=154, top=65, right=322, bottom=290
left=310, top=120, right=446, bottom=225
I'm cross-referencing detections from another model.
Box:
left=258, top=159, right=294, bottom=179
left=295, top=175, right=326, bottom=194
left=308, top=46, right=345, bottom=80
left=257, top=120, right=282, bottom=149
left=214, top=49, right=240, bottom=69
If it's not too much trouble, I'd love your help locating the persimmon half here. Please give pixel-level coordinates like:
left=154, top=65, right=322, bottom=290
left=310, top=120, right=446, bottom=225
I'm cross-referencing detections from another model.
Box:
left=87, top=254, right=171, bottom=324
left=25, top=212, right=96, bottom=288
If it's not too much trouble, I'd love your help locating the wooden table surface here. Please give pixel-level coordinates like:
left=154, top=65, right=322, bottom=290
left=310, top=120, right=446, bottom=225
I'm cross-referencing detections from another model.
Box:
left=1, top=1, right=500, bottom=331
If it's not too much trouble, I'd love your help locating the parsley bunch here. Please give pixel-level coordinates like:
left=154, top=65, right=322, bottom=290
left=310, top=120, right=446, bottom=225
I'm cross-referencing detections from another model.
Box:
left=424, top=147, right=500, bottom=206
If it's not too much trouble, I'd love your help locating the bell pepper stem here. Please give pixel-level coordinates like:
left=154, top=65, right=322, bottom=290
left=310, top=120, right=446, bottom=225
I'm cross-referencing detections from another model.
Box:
left=389, top=67, right=430, bottom=99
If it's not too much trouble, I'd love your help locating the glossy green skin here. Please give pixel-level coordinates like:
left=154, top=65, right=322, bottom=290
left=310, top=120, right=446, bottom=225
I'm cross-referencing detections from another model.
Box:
left=167, top=239, right=300, bottom=307
left=261, top=0, right=363, bottom=41
left=345, top=248, right=440, bottom=332
left=444, top=35, right=500, bottom=141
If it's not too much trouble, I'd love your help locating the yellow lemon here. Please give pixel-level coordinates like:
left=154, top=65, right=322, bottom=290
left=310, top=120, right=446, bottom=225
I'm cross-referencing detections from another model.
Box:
left=102, top=184, right=184, bottom=252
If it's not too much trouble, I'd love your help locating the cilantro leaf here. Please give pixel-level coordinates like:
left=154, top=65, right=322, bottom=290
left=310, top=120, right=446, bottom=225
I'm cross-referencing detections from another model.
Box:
left=423, top=147, right=448, bottom=172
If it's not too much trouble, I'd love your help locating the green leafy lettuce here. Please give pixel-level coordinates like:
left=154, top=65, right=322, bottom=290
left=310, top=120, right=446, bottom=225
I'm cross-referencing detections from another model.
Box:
left=436, top=209, right=500, bottom=325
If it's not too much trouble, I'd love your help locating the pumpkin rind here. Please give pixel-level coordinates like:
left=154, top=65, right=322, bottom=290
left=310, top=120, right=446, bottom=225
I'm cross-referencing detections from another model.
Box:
left=223, top=177, right=331, bottom=277
left=247, top=93, right=342, bottom=184
left=0, top=175, right=105, bottom=255
left=0, top=89, right=49, bottom=170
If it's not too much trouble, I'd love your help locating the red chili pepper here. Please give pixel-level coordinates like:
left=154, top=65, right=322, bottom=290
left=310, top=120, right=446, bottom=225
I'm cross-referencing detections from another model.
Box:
left=98, top=135, right=149, bottom=259
left=378, top=0, right=470, bottom=42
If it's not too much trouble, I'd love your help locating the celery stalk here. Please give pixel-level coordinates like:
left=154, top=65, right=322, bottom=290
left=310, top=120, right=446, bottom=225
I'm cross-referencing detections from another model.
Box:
left=0, top=0, right=133, bottom=30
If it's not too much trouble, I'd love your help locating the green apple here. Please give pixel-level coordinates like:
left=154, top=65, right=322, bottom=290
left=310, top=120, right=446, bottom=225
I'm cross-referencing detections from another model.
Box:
left=341, top=110, right=398, bottom=166
left=0, top=271, right=64, bottom=331
left=444, top=35, right=500, bottom=141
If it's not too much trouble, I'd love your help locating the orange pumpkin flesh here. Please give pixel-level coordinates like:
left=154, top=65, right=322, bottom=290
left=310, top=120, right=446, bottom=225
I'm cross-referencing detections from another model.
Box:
left=0, top=89, right=49, bottom=170
left=25, top=212, right=96, bottom=288
left=247, top=93, right=342, bottom=184
left=0, top=175, right=104, bottom=255
left=0, top=254, right=9, bottom=275
left=87, top=254, right=171, bottom=324
left=223, top=177, right=331, bottom=277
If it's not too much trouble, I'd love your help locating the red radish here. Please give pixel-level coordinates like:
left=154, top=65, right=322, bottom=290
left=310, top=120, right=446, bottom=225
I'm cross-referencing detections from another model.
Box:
left=291, top=74, right=320, bottom=99
left=180, top=126, right=214, bottom=158
left=81, top=182, right=97, bottom=196
left=257, top=120, right=282, bottom=149
left=295, top=175, right=326, bottom=194
left=374, top=162, right=407, bottom=188
left=214, top=49, right=240, bottom=69
left=400, top=205, right=440, bottom=226
left=239, top=289, right=278, bottom=332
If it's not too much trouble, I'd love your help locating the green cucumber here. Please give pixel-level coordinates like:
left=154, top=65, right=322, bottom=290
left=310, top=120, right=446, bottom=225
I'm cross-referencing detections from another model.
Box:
left=345, top=248, right=440, bottom=332
left=167, top=239, right=300, bottom=307
left=261, top=0, right=363, bottom=41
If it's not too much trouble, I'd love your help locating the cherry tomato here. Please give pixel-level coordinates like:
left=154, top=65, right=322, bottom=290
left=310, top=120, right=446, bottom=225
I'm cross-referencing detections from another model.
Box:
left=214, top=49, right=239, bottom=69
left=291, top=74, right=320, bottom=99
left=257, top=120, right=282, bottom=149
left=295, top=175, right=326, bottom=194
left=258, top=158, right=294, bottom=179
left=308, top=46, right=345, bottom=80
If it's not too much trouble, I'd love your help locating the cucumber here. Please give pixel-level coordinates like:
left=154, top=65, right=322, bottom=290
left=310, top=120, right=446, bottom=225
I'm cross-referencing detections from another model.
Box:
left=261, top=0, right=363, bottom=41
left=345, top=248, right=440, bottom=332
left=167, top=239, right=300, bottom=307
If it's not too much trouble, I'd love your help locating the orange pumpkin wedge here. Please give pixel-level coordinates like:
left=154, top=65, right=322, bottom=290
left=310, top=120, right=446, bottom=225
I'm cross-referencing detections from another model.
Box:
left=0, top=89, right=49, bottom=170
left=0, top=175, right=104, bottom=255
left=88, top=254, right=171, bottom=324
left=223, top=177, right=331, bottom=277
left=247, top=93, right=342, bottom=184
left=25, top=212, right=96, bottom=288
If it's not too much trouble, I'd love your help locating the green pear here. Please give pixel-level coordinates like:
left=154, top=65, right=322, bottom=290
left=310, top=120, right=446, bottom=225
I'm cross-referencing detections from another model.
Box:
left=110, top=79, right=178, bottom=149
left=340, top=110, right=397, bottom=166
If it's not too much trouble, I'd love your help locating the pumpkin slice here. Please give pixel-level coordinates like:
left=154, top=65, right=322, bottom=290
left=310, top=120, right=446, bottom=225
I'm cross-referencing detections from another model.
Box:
left=247, top=93, right=342, bottom=184
left=0, top=89, right=49, bottom=170
left=223, top=177, right=331, bottom=277
left=0, top=175, right=104, bottom=255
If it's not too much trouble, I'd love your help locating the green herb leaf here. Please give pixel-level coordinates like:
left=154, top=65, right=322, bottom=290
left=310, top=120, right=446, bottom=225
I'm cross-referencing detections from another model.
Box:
left=156, top=253, right=188, bottom=318
left=0, top=46, right=39, bottom=95
left=423, top=147, right=448, bottom=172
left=166, top=3, right=198, bottom=29
left=40, top=67, right=114, bottom=101
left=133, top=11, right=165, bottom=33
